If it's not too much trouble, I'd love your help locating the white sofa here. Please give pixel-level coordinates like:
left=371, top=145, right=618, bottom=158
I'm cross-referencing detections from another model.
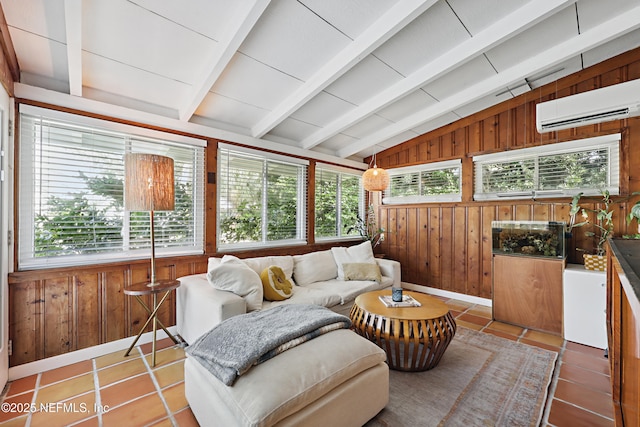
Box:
left=176, top=243, right=401, bottom=344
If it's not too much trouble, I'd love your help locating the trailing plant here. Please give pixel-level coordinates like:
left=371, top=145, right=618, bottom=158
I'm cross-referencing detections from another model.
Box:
left=568, top=191, right=614, bottom=256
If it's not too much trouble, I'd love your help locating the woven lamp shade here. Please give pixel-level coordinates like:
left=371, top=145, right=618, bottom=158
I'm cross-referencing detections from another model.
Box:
left=124, top=153, right=175, bottom=211
left=362, top=166, right=389, bottom=192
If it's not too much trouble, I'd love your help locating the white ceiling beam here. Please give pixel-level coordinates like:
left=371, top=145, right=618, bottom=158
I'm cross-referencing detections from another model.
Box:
left=301, top=0, right=573, bottom=150
left=250, top=0, right=439, bottom=138
left=178, top=0, right=271, bottom=122
left=64, top=0, right=82, bottom=96
left=337, top=4, right=640, bottom=158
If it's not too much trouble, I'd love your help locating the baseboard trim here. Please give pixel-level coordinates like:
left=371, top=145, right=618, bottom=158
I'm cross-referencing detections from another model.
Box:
left=402, top=282, right=492, bottom=307
left=9, top=327, right=179, bottom=381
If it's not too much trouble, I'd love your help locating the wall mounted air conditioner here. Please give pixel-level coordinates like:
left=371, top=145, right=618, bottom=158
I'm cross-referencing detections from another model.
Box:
left=536, top=78, right=640, bottom=133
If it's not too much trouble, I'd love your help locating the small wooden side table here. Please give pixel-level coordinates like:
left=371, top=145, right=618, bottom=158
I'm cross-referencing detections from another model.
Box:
left=124, top=279, right=180, bottom=367
left=350, top=290, right=456, bottom=371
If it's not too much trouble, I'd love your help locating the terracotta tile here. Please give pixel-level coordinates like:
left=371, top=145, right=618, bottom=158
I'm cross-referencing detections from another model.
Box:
left=94, top=349, right=141, bottom=370
left=559, top=364, right=612, bottom=395
left=565, top=341, right=608, bottom=358
left=466, top=305, right=492, bottom=319
left=173, top=407, right=200, bottom=427
left=4, top=376, right=37, bottom=398
left=71, top=416, right=100, bottom=427
left=455, top=320, right=483, bottom=331
left=0, top=415, right=28, bottom=426
left=30, top=391, right=95, bottom=427
left=100, top=374, right=156, bottom=409
left=0, top=392, right=34, bottom=423
left=553, top=379, right=614, bottom=419
left=520, top=338, right=561, bottom=353
left=140, top=338, right=176, bottom=355
left=40, top=360, right=93, bottom=386
left=101, top=392, right=168, bottom=426
left=444, top=300, right=473, bottom=312
left=548, top=399, right=614, bottom=427
left=148, top=418, right=173, bottom=427
left=449, top=310, right=462, bottom=318
left=457, top=313, right=491, bottom=327
left=486, top=321, right=524, bottom=337
left=35, top=373, right=94, bottom=406
left=562, top=349, right=610, bottom=376
left=153, top=360, right=185, bottom=388
left=523, top=330, right=564, bottom=347
left=144, top=347, right=185, bottom=369
left=483, top=328, right=518, bottom=341
left=97, top=358, right=146, bottom=387
left=161, top=382, right=188, bottom=413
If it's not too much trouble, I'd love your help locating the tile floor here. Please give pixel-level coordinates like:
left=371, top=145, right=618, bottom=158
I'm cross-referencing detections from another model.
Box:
left=0, top=298, right=614, bottom=427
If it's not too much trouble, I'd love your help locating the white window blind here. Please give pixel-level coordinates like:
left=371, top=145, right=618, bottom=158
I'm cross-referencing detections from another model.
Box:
left=383, top=159, right=462, bottom=204
left=315, top=164, right=363, bottom=241
left=18, top=105, right=205, bottom=270
left=217, top=144, right=308, bottom=250
left=473, top=134, right=620, bottom=200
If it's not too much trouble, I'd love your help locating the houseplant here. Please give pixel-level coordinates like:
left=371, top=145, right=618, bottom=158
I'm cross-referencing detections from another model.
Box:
left=568, top=191, right=614, bottom=270
left=349, top=205, right=385, bottom=248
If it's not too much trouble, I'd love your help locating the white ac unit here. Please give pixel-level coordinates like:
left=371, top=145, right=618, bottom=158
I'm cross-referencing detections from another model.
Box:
left=536, top=78, right=640, bottom=133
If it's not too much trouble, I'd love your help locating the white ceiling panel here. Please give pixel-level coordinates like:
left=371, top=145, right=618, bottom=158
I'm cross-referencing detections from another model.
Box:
left=290, top=92, right=355, bottom=128
left=210, top=53, right=302, bottom=111
left=3, top=0, right=640, bottom=161
left=447, top=0, right=529, bottom=35
left=82, top=52, right=188, bottom=110
left=300, top=0, right=400, bottom=39
left=372, top=1, right=470, bottom=76
left=484, top=6, right=578, bottom=73
left=238, top=0, right=349, bottom=81
left=324, top=55, right=403, bottom=105
left=376, top=90, right=437, bottom=123
left=83, top=0, right=217, bottom=84
left=194, top=92, right=267, bottom=131
left=422, top=55, right=496, bottom=101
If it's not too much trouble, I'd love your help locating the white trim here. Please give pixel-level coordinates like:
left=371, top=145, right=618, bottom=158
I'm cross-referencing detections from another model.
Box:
left=383, top=159, right=462, bottom=205
left=218, top=142, right=309, bottom=166
left=402, top=282, right=493, bottom=307
left=316, top=162, right=364, bottom=176
left=387, top=159, right=462, bottom=175
left=8, top=327, right=178, bottom=381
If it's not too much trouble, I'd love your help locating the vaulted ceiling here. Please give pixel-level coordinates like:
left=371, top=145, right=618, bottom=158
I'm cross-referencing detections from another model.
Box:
left=3, top=0, right=640, bottom=162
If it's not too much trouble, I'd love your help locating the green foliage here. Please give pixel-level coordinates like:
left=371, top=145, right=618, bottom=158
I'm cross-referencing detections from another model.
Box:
left=347, top=205, right=385, bottom=248
left=568, top=191, right=614, bottom=256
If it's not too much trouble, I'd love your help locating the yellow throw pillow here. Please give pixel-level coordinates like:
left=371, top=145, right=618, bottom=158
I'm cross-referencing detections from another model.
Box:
left=260, top=266, right=293, bottom=301
left=342, top=263, right=382, bottom=283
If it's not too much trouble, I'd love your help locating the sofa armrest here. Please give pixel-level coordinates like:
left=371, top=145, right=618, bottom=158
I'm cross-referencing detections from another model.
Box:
left=176, top=274, right=247, bottom=344
left=375, top=258, right=401, bottom=288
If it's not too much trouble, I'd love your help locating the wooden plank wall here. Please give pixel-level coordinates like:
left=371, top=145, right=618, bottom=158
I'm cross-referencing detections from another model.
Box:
left=374, top=47, right=640, bottom=299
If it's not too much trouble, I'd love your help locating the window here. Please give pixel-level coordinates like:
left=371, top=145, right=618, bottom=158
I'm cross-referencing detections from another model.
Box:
left=18, top=105, right=205, bottom=270
left=383, top=159, right=462, bottom=204
left=217, top=143, right=308, bottom=250
left=473, top=134, right=620, bottom=200
left=315, top=164, right=364, bottom=240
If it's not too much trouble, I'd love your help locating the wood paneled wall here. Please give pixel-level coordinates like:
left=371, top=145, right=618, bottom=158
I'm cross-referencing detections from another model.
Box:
left=373, top=47, right=640, bottom=299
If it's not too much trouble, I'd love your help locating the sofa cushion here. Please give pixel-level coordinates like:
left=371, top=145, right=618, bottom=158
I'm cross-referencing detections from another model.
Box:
left=305, top=279, right=384, bottom=305
left=260, top=266, right=293, bottom=301
left=331, top=241, right=376, bottom=280
left=293, top=250, right=338, bottom=286
left=343, top=263, right=382, bottom=283
left=208, top=255, right=296, bottom=287
left=261, top=286, right=341, bottom=310
left=207, top=256, right=263, bottom=311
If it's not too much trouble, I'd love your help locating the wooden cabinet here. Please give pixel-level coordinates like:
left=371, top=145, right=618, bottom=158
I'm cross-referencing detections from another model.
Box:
left=607, top=239, right=640, bottom=427
left=492, top=254, right=564, bottom=335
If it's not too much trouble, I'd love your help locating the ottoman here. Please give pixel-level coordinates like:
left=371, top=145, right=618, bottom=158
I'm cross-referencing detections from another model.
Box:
left=184, top=329, right=389, bottom=427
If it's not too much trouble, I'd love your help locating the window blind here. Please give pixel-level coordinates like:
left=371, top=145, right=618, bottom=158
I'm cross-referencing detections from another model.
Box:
left=383, top=159, right=462, bottom=204
left=18, top=106, right=205, bottom=270
left=473, top=134, right=620, bottom=200
left=315, top=164, right=363, bottom=240
left=217, top=144, right=308, bottom=250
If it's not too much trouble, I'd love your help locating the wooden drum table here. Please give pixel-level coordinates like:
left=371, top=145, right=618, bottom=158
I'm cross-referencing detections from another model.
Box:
left=350, top=290, right=456, bottom=371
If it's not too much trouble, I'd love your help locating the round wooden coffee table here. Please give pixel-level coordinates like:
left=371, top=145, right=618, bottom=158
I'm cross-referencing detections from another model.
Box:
left=350, top=290, right=456, bottom=371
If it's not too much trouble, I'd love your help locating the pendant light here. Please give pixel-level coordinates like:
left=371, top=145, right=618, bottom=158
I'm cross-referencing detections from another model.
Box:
left=362, top=152, right=389, bottom=192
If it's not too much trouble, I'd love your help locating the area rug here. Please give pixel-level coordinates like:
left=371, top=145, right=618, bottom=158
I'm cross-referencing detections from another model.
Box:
left=366, top=326, right=558, bottom=427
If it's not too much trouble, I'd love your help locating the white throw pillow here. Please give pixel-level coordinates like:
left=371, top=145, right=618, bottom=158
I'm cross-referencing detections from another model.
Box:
left=293, top=250, right=338, bottom=286
left=207, top=256, right=263, bottom=311
left=331, top=241, right=376, bottom=280
left=242, top=256, right=296, bottom=286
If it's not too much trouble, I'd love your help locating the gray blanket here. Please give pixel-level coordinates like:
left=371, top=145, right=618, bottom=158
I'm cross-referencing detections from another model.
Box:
left=186, top=304, right=352, bottom=386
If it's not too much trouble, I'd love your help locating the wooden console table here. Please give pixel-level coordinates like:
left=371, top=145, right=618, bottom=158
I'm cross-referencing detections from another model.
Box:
left=350, top=290, right=456, bottom=371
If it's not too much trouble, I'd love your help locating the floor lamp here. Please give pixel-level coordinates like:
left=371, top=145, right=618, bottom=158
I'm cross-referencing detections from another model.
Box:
left=123, top=153, right=179, bottom=366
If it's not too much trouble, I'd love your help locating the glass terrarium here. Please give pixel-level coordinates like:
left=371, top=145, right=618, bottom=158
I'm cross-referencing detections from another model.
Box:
left=492, top=221, right=566, bottom=259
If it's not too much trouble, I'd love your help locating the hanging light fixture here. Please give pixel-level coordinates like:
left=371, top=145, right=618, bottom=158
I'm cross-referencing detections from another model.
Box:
left=362, top=152, right=389, bottom=192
